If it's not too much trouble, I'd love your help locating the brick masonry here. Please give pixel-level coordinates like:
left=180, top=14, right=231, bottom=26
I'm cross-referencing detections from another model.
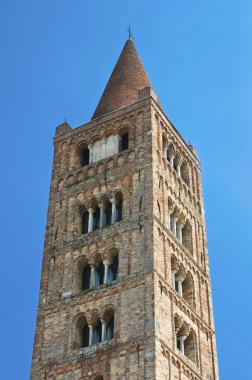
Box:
left=30, top=41, right=219, bottom=380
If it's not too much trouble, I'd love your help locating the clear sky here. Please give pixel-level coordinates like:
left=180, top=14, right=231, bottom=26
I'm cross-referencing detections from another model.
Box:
left=0, top=1, right=251, bottom=379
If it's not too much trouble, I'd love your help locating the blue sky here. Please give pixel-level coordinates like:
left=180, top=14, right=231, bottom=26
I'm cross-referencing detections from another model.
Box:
left=0, top=1, right=251, bottom=379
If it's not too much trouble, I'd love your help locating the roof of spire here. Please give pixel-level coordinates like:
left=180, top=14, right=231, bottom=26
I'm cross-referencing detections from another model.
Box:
left=91, top=39, right=153, bottom=120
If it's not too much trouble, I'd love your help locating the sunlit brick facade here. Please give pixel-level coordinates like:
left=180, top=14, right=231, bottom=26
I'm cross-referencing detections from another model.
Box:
left=31, top=39, right=218, bottom=380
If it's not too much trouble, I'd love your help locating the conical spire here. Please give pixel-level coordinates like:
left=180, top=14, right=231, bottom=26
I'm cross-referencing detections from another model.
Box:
left=91, top=39, right=152, bottom=120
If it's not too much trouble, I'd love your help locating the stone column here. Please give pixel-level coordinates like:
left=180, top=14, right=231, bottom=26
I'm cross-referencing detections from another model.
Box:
left=178, top=335, right=187, bottom=354
left=103, top=260, right=110, bottom=284
left=177, top=162, right=181, bottom=177
left=99, top=203, right=105, bottom=228
left=88, top=208, right=94, bottom=232
left=101, top=139, right=106, bottom=159
left=177, top=280, right=183, bottom=297
left=168, top=209, right=173, bottom=230
left=111, top=198, right=117, bottom=224
left=88, top=144, right=93, bottom=164
left=101, top=319, right=107, bottom=341
left=90, top=264, right=96, bottom=288
left=116, top=135, right=121, bottom=153
left=171, top=217, right=178, bottom=236
left=88, top=324, right=94, bottom=346
left=172, top=271, right=176, bottom=289
left=177, top=223, right=184, bottom=243
left=163, top=144, right=168, bottom=159
left=169, top=154, right=175, bottom=168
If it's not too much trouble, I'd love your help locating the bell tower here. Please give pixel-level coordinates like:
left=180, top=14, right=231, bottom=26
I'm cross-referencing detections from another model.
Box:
left=31, top=39, right=219, bottom=380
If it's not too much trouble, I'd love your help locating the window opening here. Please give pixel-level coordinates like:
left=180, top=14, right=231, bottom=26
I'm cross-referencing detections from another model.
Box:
left=80, top=148, right=89, bottom=167
left=93, top=207, right=100, bottom=230
left=82, top=211, right=89, bottom=234
left=93, top=321, right=102, bottom=344
left=82, top=325, right=89, bottom=348
left=97, top=262, right=105, bottom=286
left=109, top=255, right=118, bottom=281
left=116, top=198, right=122, bottom=222
left=106, top=316, right=114, bottom=340
left=82, top=266, right=91, bottom=290
left=119, top=132, right=128, bottom=151
left=105, top=202, right=112, bottom=226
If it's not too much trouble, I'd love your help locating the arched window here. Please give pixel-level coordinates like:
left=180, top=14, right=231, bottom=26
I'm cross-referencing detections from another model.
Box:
left=74, top=315, right=89, bottom=349
left=119, top=131, right=129, bottom=151
left=80, top=146, right=90, bottom=167
left=82, top=210, right=89, bottom=234
left=173, top=156, right=180, bottom=173
left=184, top=330, right=197, bottom=364
left=82, top=324, right=89, bottom=348
left=181, top=162, right=189, bottom=185
left=174, top=318, right=198, bottom=365
left=103, top=308, right=114, bottom=341
left=107, top=315, right=114, bottom=340
left=167, top=143, right=175, bottom=167
left=82, top=265, right=91, bottom=290
left=182, top=221, right=193, bottom=254
left=108, top=255, right=118, bottom=282
left=96, top=262, right=105, bottom=286
left=105, top=200, right=112, bottom=226
left=172, top=266, right=195, bottom=309
left=182, top=273, right=195, bottom=309
left=93, top=320, right=102, bottom=344
left=162, top=135, right=168, bottom=158
left=93, top=206, right=100, bottom=230
left=94, top=376, right=104, bottom=380
left=115, top=192, right=123, bottom=222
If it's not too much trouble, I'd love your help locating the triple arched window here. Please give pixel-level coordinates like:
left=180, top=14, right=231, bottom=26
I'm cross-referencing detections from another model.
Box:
left=75, top=308, right=115, bottom=350
left=81, top=192, right=123, bottom=235
left=79, top=130, right=129, bottom=167
left=77, top=251, right=119, bottom=292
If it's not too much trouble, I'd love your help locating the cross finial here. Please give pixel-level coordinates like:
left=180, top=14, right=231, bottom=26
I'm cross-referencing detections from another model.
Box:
left=126, top=25, right=134, bottom=40
left=65, top=117, right=67, bottom=123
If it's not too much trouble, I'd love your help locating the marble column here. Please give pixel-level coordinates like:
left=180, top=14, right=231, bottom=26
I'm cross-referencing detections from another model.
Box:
left=103, top=260, right=110, bottom=284
left=88, top=144, right=93, bottom=164
left=101, top=319, right=107, bottom=341
left=111, top=199, right=117, bottom=224
left=88, top=325, right=94, bottom=346
left=99, top=203, right=105, bottom=228
left=169, top=154, right=175, bottom=168
left=177, top=223, right=184, bottom=243
left=171, top=217, right=178, bottom=236
left=88, top=208, right=94, bottom=232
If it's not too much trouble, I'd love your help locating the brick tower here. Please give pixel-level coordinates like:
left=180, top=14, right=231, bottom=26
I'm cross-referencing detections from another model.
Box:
left=31, top=39, right=219, bottom=380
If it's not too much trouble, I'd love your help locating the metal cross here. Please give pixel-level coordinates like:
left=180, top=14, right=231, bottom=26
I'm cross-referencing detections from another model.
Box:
left=127, top=25, right=134, bottom=40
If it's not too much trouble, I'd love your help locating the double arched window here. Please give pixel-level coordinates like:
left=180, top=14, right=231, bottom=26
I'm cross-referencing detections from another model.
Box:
left=162, top=137, right=190, bottom=186
left=174, top=315, right=198, bottom=365
left=168, top=202, right=193, bottom=254
left=171, top=256, right=195, bottom=309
